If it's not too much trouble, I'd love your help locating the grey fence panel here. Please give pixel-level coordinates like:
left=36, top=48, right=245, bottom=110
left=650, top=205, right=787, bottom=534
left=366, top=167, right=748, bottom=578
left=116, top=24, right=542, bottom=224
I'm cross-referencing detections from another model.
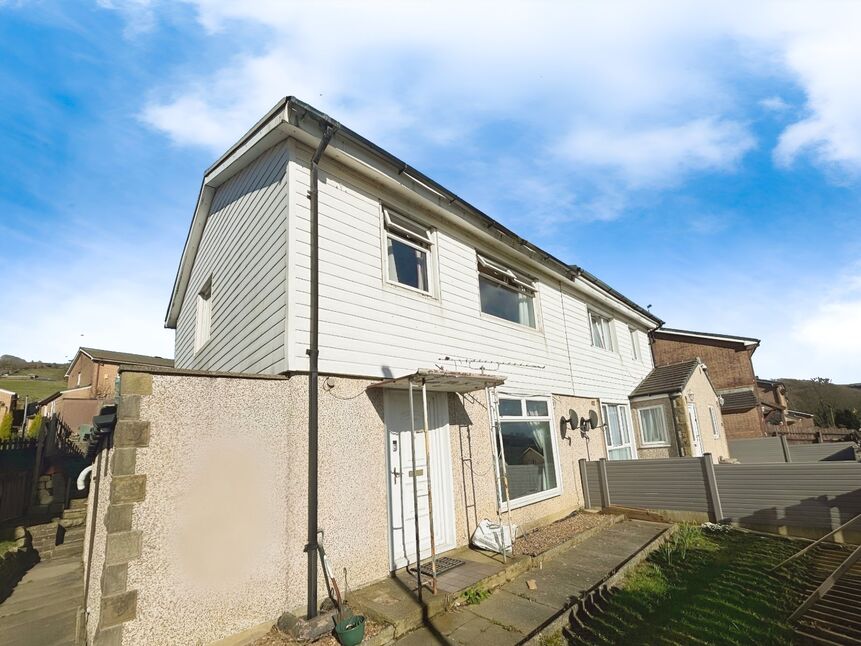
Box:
left=730, top=437, right=856, bottom=463
left=716, top=462, right=861, bottom=531
left=602, top=458, right=710, bottom=513
left=792, top=442, right=856, bottom=463
left=584, top=461, right=601, bottom=507
left=729, top=437, right=786, bottom=463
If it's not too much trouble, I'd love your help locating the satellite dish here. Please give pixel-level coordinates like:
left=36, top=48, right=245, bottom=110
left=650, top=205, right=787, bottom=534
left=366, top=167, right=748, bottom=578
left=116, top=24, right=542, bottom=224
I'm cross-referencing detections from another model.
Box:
left=588, top=409, right=600, bottom=430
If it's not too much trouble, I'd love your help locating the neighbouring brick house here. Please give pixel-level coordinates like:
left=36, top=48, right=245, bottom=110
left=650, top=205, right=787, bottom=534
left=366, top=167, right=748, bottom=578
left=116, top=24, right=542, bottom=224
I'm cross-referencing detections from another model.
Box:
left=650, top=328, right=767, bottom=439
left=39, top=348, right=175, bottom=435
left=0, top=388, right=16, bottom=419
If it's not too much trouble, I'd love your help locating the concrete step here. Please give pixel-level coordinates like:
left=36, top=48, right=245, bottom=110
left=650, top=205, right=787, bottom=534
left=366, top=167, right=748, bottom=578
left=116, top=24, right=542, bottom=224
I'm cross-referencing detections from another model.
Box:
left=68, top=498, right=87, bottom=510
left=59, top=528, right=85, bottom=542
left=51, top=544, right=83, bottom=560
left=61, top=508, right=86, bottom=518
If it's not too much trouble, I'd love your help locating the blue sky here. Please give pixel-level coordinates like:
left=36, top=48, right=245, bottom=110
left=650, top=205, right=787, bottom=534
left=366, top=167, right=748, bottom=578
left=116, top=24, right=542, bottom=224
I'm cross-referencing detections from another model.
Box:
left=1, top=1, right=860, bottom=381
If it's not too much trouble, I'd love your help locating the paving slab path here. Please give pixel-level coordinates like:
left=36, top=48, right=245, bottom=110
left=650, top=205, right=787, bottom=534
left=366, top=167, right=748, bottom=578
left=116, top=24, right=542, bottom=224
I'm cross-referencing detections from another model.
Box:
left=0, top=519, right=86, bottom=646
left=393, top=519, right=669, bottom=645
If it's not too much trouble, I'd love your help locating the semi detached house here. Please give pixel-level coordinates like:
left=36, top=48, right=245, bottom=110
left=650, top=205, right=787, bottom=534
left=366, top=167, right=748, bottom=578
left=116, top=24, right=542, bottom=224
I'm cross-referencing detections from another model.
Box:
left=83, top=97, right=677, bottom=646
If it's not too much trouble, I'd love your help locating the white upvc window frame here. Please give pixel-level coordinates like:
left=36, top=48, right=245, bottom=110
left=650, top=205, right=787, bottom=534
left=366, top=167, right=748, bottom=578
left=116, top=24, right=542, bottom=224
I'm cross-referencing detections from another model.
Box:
left=637, top=405, right=670, bottom=447
left=629, top=327, right=640, bottom=360
left=194, top=277, right=212, bottom=354
left=601, top=402, right=637, bottom=460
left=589, top=309, right=616, bottom=352
left=476, top=253, right=539, bottom=330
left=492, top=393, right=562, bottom=511
left=382, top=205, right=436, bottom=297
left=709, top=405, right=721, bottom=439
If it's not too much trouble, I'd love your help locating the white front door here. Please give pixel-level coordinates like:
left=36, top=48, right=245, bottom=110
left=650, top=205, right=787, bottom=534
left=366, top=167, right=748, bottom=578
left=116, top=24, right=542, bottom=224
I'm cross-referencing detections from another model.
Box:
left=688, top=403, right=703, bottom=457
left=385, top=389, right=457, bottom=570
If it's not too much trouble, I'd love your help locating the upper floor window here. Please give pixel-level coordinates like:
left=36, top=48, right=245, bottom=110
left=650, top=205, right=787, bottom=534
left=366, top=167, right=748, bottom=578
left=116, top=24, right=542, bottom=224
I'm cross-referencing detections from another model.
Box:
left=629, top=327, right=640, bottom=360
left=384, top=207, right=432, bottom=294
left=477, top=253, right=536, bottom=328
left=194, top=278, right=212, bottom=353
left=589, top=310, right=615, bottom=351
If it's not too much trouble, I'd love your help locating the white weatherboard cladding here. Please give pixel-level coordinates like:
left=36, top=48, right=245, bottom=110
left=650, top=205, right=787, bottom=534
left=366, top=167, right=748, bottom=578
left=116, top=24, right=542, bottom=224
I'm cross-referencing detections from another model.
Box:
left=174, top=141, right=290, bottom=374
left=287, top=143, right=654, bottom=398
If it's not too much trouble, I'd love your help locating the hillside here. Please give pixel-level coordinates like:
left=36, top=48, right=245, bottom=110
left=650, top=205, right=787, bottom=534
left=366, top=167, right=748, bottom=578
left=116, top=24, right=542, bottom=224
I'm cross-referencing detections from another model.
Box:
left=0, top=357, right=70, bottom=403
left=780, top=378, right=861, bottom=420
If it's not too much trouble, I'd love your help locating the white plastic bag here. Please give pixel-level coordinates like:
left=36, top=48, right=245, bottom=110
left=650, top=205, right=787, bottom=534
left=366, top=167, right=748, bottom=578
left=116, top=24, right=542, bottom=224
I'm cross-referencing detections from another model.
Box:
left=470, top=519, right=518, bottom=555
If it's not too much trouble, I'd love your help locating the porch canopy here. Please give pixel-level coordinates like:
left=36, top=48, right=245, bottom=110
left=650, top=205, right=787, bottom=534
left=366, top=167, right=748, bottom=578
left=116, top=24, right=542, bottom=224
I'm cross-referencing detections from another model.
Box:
left=369, top=368, right=506, bottom=393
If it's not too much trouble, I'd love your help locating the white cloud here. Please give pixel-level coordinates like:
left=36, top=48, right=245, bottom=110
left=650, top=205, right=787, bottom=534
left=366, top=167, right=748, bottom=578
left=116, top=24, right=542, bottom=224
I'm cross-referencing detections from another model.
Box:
left=555, top=118, right=755, bottom=188
left=759, top=96, right=790, bottom=112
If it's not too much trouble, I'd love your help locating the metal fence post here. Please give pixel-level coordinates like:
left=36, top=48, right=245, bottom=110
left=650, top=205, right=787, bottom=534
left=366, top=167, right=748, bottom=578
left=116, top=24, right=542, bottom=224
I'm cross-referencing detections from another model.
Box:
left=701, top=453, right=724, bottom=523
left=779, top=435, right=793, bottom=463
left=597, top=458, right=611, bottom=508
left=578, top=458, right=592, bottom=509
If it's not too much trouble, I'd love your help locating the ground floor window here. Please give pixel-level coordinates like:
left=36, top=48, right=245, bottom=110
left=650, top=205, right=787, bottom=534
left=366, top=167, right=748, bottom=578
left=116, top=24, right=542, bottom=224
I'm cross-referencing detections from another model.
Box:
left=496, top=396, right=558, bottom=503
left=603, top=403, right=635, bottom=460
left=638, top=405, right=669, bottom=445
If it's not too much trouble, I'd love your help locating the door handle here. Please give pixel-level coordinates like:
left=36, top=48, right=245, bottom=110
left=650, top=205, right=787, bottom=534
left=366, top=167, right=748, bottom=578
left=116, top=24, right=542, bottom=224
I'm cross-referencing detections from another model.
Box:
left=392, top=467, right=401, bottom=484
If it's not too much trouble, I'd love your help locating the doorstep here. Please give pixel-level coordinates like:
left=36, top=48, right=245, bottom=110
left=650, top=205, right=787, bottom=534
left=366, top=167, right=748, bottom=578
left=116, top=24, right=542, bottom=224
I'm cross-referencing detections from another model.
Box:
left=348, top=514, right=624, bottom=640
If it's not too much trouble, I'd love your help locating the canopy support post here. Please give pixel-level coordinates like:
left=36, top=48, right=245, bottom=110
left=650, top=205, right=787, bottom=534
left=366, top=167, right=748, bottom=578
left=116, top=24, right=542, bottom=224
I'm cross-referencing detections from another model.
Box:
left=408, top=380, right=423, bottom=601
left=421, top=378, right=438, bottom=594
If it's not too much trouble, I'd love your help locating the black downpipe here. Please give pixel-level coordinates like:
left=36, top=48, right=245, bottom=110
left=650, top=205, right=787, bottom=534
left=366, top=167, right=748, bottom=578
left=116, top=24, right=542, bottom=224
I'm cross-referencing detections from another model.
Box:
left=306, top=124, right=335, bottom=620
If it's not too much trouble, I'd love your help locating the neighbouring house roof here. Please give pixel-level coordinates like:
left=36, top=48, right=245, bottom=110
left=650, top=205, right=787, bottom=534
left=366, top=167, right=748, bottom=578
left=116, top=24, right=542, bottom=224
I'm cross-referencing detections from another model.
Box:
left=652, top=328, right=760, bottom=349
left=38, top=390, right=64, bottom=406
left=0, top=388, right=17, bottom=395
left=66, top=347, right=174, bottom=377
left=630, top=358, right=702, bottom=399
left=787, top=409, right=815, bottom=419
left=718, top=388, right=759, bottom=412
left=756, top=377, right=785, bottom=388
left=165, top=96, right=663, bottom=330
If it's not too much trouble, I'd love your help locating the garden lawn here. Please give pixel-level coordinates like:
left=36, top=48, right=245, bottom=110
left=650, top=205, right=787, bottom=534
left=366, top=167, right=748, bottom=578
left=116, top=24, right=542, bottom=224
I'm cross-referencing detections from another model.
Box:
left=576, top=526, right=812, bottom=645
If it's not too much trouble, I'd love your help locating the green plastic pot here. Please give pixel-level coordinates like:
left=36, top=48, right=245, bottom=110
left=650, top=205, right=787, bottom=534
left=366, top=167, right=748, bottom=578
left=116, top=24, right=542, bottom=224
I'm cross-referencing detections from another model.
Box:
left=335, top=614, right=365, bottom=646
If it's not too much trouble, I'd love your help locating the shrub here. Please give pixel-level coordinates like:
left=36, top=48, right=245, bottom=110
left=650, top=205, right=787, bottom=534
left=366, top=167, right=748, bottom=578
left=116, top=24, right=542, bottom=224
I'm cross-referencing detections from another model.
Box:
left=26, top=412, right=43, bottom=439
left=0, top=412, right=12, bottom=440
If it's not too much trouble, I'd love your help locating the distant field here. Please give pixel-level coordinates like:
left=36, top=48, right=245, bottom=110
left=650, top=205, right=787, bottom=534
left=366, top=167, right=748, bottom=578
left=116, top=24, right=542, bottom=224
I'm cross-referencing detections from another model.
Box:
left=0, top=366, right=68, bottom=403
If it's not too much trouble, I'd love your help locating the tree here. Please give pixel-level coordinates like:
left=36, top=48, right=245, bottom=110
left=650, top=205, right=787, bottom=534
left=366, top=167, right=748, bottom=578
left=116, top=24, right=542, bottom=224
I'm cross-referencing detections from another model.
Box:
left=834, top=408, right=861, bottom=430
left=27, top=412, right=43, bottom=439
left=0, top=412, right=12, bottom=440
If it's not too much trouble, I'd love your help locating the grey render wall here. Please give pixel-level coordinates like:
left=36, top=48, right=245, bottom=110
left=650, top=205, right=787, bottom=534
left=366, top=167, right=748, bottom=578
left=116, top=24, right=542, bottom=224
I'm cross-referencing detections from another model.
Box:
left=174, top=141, right=290, bottom=374
left=729, top=437, right=856, bottom=463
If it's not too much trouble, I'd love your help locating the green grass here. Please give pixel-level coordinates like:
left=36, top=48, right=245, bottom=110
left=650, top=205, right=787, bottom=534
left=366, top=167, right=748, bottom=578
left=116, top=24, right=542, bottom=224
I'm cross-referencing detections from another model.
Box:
left=0, top=366, right=68, bottom=402
left=576, top=526, right=811, bottom=645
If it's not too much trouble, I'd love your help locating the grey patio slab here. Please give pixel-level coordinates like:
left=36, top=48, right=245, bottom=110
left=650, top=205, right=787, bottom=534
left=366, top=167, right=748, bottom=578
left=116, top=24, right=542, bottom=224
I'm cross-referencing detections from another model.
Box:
left=447, top=615, right=523, bottom=646
left=464, top=589, right=556, bottom=633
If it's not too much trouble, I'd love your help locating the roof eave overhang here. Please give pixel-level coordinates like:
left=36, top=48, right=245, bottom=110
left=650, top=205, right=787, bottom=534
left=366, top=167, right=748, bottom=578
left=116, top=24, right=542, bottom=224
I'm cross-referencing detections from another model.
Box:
left=165, top=97, right=663, bottom=330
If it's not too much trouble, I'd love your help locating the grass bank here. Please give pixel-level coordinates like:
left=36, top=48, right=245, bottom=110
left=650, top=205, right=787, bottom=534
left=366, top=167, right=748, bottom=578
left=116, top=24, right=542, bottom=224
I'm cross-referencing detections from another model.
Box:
left=575, top=525, right=811, bottom=645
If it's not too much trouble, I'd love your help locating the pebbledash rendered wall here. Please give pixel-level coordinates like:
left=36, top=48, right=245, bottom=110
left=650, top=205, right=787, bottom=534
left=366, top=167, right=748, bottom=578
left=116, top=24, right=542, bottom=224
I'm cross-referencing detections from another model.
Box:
left=84, top=368, right=601, bottom=646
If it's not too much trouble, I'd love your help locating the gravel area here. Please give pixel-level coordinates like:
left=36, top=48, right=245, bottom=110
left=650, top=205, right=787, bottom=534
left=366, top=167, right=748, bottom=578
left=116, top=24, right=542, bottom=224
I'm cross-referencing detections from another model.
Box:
left=512, top=512, right=614, bottom=557
left=251, top=618, right=387, bottom=646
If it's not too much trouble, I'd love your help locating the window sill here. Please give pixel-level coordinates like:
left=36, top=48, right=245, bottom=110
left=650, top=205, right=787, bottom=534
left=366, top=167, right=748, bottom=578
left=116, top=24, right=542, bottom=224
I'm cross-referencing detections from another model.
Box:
left=639, top=442, right=672, bottom=449
left=498, top=486, right=561, bottom=513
